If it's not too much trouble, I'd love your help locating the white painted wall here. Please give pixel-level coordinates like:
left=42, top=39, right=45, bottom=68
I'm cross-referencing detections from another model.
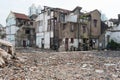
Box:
left=105, top=20, right=117, bottom=28
left=44, top=32, right=50, bottom=48
left=36, top=10, right=54, bottom=49
left=110, top=24, right=120, bottom=43
left=6, top=34, right=15, bottom=46
left=105, top=21, right=113, bottom=27
left=36, top=33, right=44, bottom=48
left=6, top=12, right=18, bottom=46
left=104, top=24, right=120, bottom=47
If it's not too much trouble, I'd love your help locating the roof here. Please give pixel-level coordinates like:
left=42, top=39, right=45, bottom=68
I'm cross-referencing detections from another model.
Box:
left=72, top=6, right=82, bottom=12
left=43, top=6, right=71, bottom=14
left=13, top=12, right=30, bottom=20
left=89, top=9, right=101, bottom=15
left=109, top=19, right=118, bottom=23
left=55, top=8, right=71, bottom=13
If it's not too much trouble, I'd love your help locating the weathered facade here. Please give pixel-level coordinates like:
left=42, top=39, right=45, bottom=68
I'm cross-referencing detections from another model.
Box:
left=6, top=12, right=36, bottom=47
left=36, top=6, right=101, bottom=51
left=88, top=10, right=101, bottom=49
left=60, top=9, right=101, bottom=51
left=15, top=21, right=36, bottom=47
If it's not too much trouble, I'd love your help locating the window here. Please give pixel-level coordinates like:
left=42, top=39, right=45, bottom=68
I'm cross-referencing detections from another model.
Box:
left=41, top=38, right=44, bottom=44
left=30, top=22, right=33, bottom=25
left=47, top=19, right=50, bottom=31
left=60, top=13, right=65, bottom=22
left=25, top=29, right=30, bottom=34
left=47, top=19, right=56, bottom=31
left=82, top=26, right=86, bottom=33
left=93, top=19, right=97, bottom=27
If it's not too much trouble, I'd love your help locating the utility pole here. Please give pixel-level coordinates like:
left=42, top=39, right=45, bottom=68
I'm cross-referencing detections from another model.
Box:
left=77, top=19, right=80, bottom=51
left=89, top=14, right=92, bottom=50
left=53, top=10, right=58, bottom=51
left=53, top=11, right=55, bottom=50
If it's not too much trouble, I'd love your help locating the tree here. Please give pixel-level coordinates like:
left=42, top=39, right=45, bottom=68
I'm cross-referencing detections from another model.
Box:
left=107, top=40, right=120, bottom=50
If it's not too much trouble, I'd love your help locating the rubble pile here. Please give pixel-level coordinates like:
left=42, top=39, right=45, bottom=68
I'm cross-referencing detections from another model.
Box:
left=0, top=48, right=12, bottom=67
left=0, top=49, right=120, bottom=80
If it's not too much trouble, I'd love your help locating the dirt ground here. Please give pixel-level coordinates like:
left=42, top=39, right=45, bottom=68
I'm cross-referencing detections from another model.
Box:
left=0, top=48, right=120, bottom=80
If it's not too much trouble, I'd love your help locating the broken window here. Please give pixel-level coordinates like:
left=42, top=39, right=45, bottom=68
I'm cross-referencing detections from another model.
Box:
left=25, top=29, right=30, bottom=34
left=30, top=22, right=33, bottom=25
left=93, top=19, right=97, bottom=27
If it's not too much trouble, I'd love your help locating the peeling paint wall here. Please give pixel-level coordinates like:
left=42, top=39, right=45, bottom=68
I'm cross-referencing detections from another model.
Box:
left=6, top=12, right=17, bottom=46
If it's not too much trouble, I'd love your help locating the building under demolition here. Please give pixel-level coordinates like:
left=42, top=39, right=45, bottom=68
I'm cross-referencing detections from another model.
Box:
left=35, top=6, right=101, bottom=51
left=6, top=4, right=101, bottom=51
left=6, top=12, right=36, bottom=47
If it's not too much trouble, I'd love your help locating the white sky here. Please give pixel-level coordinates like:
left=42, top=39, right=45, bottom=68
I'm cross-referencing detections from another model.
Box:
left=0, top=0, right=120, bottom=26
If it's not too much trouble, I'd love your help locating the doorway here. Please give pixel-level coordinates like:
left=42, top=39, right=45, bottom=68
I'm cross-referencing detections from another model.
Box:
left=65, top=38, right=68, bottom=51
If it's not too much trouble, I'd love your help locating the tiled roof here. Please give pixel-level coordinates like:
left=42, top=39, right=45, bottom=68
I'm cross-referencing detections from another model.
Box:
left=13, top=12, right=30, bottom=20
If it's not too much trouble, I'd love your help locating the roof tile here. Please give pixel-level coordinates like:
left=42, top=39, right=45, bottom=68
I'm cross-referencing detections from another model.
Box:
left=13, top=12, right=30, bottom=20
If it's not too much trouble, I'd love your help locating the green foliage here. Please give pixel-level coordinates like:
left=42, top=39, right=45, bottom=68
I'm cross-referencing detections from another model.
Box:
left=80, top=15, right=88, bottom=19
left=107, top=40, right=120, bottom=50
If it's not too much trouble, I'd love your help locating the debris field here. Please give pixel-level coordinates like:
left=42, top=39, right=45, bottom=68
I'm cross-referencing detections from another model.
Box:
left=0, top=48, right=120, bottom=80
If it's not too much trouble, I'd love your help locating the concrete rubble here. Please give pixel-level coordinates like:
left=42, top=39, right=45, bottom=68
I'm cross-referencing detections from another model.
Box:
left=0, top=48, right=120, bottom=80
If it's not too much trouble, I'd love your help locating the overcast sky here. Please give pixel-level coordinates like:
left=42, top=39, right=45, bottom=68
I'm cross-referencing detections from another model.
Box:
left=0, top=0, right=120, bottom=26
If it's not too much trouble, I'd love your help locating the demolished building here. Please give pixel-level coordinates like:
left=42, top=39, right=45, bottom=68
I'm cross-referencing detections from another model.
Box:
left=35, top=6, right=101, bottom=51
left=6, top=12, right=36, bottom=47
